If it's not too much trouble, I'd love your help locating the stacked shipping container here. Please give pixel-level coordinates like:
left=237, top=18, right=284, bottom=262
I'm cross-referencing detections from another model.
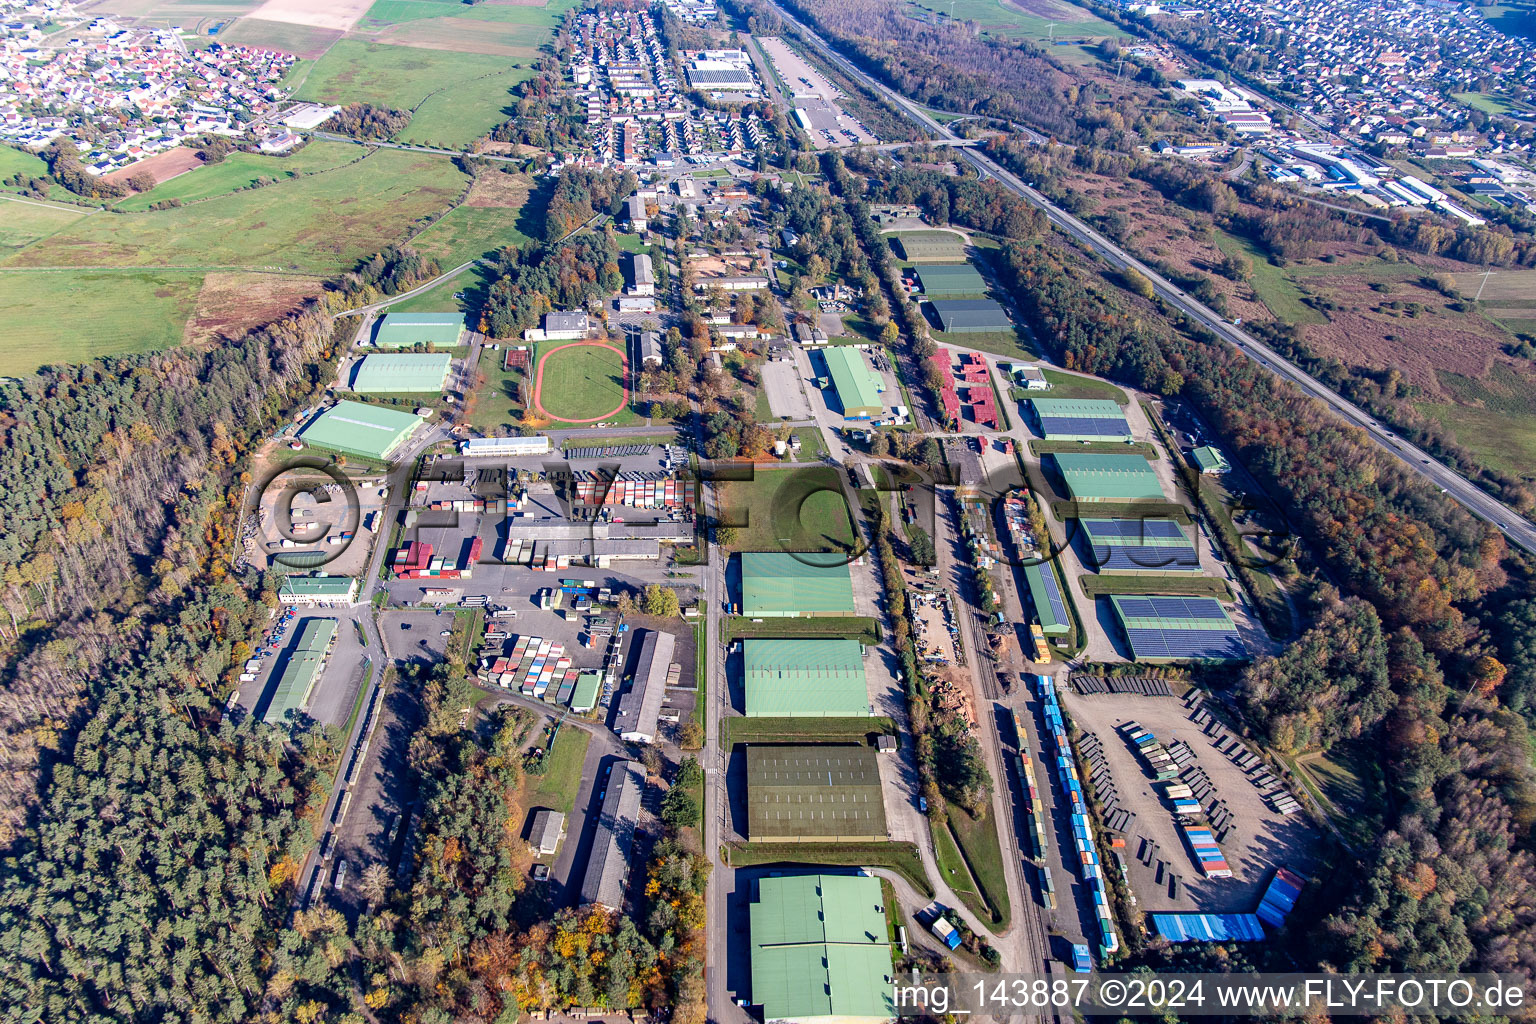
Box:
left=1036, top=675, right=1119, bottom=956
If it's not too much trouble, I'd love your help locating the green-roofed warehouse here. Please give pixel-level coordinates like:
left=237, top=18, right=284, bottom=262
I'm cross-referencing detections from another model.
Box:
left=743, top=639, right=870, bottom=717
left=261, top=617, right=337, bottom=726
left=278, top=574, right=357, bottom=606
left=300, top=401, right=424, bottom=462
left=913, top=263, right=987, bottom=297
left=1029, top=397, right=1132, bottom=442
left=740, top=553, right=856, bottom=617
left=1053, top=452, right=1166, bottom=502
left=821, top=347, right=884, bottom=420
left=570, top=672, right=602, bottom=713
left=372, top=312, right=464, bottom=349
left=1191, top=445, right=1231, bottom=474
left=751, top=874, right=895, bottom=1024
left=351, top=352, right=453, bottom=394
left=747, top=745, right=886, bottom=840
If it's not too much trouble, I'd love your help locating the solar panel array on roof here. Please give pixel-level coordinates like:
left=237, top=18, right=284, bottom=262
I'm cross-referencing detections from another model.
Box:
left=1110, top=595, right=1246, bottom=662
left=746, top=745, right=887, bottom=840
left=1117, top=596, right=1226, bottom=620
left=1023, top=561, right=1070, bottom=635
left=1080, top=519, right=1200, bottom=572
left=1038, top=417, right=1133, bottom=439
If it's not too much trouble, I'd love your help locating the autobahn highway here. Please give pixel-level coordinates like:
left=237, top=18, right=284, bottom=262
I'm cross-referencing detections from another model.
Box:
left=767, top=0, right=1536, bottom=558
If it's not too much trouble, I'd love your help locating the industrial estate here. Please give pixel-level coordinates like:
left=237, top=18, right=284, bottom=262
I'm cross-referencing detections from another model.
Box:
left=3, top=0, right=1534, bottom=1020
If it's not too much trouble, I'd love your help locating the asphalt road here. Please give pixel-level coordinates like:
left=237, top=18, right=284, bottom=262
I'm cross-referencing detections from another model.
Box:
left=765, top=0, right=1536, bottom=558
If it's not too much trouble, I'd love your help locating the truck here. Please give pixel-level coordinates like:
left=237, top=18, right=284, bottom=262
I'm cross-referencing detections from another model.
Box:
left=1070, top=944, right=1092, bottom=973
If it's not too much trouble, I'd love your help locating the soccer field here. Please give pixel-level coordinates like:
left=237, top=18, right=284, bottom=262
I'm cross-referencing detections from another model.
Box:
left=534, top=342, right=632, bottom=423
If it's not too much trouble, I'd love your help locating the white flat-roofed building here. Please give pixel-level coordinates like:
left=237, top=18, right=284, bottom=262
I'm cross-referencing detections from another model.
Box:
left=460, top=435, right=552, bottom=457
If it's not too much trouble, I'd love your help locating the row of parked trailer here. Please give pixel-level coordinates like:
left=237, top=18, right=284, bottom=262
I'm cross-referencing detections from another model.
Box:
left=1009, top=709, right=1050, bottom=862
left=1120, top=720, right=1178, bottom=780
left=1035, top=674, right=1119, bottom=957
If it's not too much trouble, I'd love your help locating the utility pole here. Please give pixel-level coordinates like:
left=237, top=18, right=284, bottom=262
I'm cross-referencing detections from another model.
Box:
left=1047, top=21, right=1056, bottom=42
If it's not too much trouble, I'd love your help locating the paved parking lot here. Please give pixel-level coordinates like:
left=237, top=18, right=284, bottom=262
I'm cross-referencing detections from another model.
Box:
left=1061, top=689, right=1319, bottom=913
left=234, top=610, right=368, bottom=730
left=246, top=470, right=388, bottom=576
left=761, top=355, right=812, bottom=420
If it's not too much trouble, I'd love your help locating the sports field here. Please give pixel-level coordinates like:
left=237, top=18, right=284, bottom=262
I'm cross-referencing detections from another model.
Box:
left=293, top=40, right=530, bottom=148
left=5, top=149, right=469, bottom=274
left=0, top=270, right=203, bottom=375
left=114, top=141, right=364, bottom=211
left=533, top=342, right=631, bottom=423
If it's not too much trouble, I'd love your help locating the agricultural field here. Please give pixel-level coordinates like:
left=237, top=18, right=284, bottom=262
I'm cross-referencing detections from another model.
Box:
left=902, top=0, right=1124, bottom=62
left=0, top=270, right=204, bottom=375
left=407, top=172, right=536, bottom=264
left=1480, top=0, right=1536, bottom=41
left=5, top=149, right=469, bottom=275
left=113, top=140, right=365, bottom=212
left=0, top=199, right=90, bottom=258
left=533, top=342, right=632, bottom=423
left=182, top=272, right=327, bottom=346
left=717, top=466, right=859, bottom=552
left=0, top=145, right=49, bottom=183
left=1268, top=256, right=1536, bottom=488
left=214, top=19, right=344, bottom=58
left=293, top=39, right=531, bottom=148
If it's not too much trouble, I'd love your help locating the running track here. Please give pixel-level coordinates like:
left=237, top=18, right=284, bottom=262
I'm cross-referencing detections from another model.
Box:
left=531, top=340, right=630, bottom=423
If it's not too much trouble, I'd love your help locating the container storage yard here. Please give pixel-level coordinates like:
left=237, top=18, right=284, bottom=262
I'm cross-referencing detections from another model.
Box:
left=1036, top=674, right=1119, bottom=959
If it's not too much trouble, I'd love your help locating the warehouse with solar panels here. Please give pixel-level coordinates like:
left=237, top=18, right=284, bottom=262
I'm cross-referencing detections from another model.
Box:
left=746, top=745, right=886, bottom=840
left=742, top=638, right=871, bottom=717
left=1053, top=452, right=1166, bottom=502
left=1030, top=397, right=1132, bottom=441
left=1109, top=595, right=1246, bottom=662
left=1079, top=518, right=1201, bottom=572
left=1023, top=561, right=1071, bottom=636
left=739, top=552, right=855, bottom=617
left=750, top=874, right=895, bottom=1024
left=372, top=312, right=464, bottom=349
left=350, top=352, right=453, bottom=394
left=299, top=401, right=425, bottom=462
left=913, top=263, right=988, bottom=297
left=929, top=298, right=1014, bottom=333
left=260, top=617, right=337, bottom=726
